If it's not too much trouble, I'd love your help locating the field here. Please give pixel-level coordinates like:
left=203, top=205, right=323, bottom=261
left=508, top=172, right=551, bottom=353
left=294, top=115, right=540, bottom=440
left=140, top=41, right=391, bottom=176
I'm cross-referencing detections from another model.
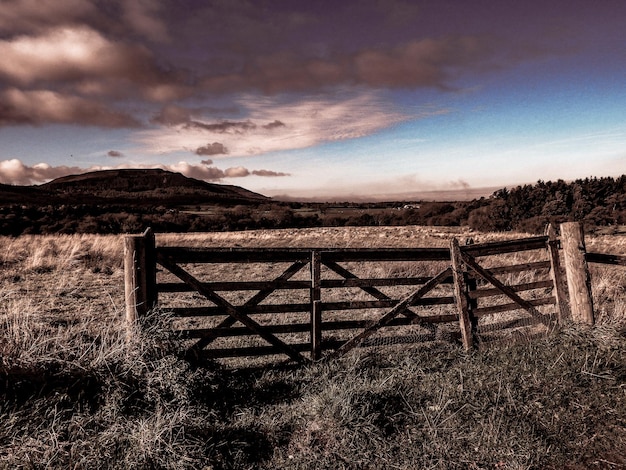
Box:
left=1, top=226, right=626, bottom=469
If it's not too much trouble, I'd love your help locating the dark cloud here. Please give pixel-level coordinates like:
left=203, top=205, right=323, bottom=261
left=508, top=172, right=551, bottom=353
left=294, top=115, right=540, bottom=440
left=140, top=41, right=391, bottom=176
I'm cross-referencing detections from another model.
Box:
left=0, top=0, right=567, bottom=138
left=200, top=159, right=213, bottom=165
left=252, top=169, right=290, bottom=177
left=0, top=0, right=170, bottom=42
left=201, top=36, right=496, bottom=93
left=107, top=150, right=124, bottom=157
left=263, top=120, right=286, bottom=130
left=119, top=0, right=170, bottom=42
left=0, top=88, right=141, bottom=127
left=187, top=120, right=256, bottom=134
left=195, top=142, right=229, bottom=156
left=151, top=105, right=192, bottom=126
left=0, top=0, right=97, bottom=34
left=169, top=162, right=226, bottom=181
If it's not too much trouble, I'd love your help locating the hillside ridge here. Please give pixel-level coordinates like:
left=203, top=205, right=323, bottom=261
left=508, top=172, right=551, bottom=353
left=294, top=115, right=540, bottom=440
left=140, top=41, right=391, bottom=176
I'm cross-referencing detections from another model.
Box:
left=40, top=168, right=267, bottom=201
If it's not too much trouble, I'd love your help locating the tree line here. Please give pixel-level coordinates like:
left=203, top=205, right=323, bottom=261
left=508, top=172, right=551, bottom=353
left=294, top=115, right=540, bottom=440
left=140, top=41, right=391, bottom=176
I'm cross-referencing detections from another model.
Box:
left=2, top=175, right=624, bottom=235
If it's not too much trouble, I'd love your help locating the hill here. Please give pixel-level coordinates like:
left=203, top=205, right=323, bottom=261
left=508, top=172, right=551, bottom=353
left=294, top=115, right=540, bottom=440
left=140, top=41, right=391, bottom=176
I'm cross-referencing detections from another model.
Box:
left=39, top=168, right=268, bottom=205
left=0, top=182, right=48, bottom=204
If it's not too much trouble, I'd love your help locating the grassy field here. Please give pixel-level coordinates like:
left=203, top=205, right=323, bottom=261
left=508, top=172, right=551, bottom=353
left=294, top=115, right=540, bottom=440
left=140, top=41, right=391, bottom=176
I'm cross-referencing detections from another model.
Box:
left=1, top=226, right=625, bottom=469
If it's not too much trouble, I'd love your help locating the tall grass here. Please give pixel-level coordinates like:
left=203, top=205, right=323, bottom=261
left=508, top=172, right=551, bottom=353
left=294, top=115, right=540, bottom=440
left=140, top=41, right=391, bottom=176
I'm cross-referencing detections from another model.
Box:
left=1, top=227, right=625, bottom=469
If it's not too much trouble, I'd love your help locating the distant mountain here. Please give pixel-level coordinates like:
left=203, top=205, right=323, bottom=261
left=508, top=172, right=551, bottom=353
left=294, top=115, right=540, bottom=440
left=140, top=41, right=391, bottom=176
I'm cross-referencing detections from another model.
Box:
left=37, top=168, right=268, bottom=205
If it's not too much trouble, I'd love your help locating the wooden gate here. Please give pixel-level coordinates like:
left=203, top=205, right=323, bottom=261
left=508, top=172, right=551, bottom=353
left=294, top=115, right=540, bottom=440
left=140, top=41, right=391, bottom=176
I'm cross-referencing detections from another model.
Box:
left=124, top=230, right=566, bottom=362
left=451, top=233, right=565, bottom=348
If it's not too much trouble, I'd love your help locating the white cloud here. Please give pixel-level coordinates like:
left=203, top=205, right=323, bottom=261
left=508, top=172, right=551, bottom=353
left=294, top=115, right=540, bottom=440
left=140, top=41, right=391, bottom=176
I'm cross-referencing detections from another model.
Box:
left=0, top=26, right=130, bottom=84
left=135, top=92, right=413, bottom=157
left=0, top=159, right=84, bottom=185
left=0, top=159, right=289, bottom=185
left=0, top=26, right=186, bottom=102
left=0, top=88, right=140, bottom=127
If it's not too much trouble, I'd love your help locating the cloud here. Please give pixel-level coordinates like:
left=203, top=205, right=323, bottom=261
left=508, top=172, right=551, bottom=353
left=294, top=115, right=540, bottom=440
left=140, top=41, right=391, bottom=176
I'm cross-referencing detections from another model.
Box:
left=0, top=26, right=141, bottom=84
left=0, top=159, right=83, bottom=185
left=252, top=169, right=290, bottom=177
left=224, top=166, right=250, bottom=178
left=0, top=159, right=290, bottom=185
left=0, top=0, right=169, bottom=42
left=187, top=120, right=256, bottom=134
left=136, top=92, right=413, bottom=157
left=201, top=36, right=495, bottom=93
left=262, top=120, right=286, bottom=130
left=0, top=0, right=96, bottom=34
left=164, top=161, right=226, bottom=181
left=120, top=0, right=170, bottom=42
left=0, top=26, right=187, bottom=101
left=151, top=105, right=192, bottom=125
left=153, top=106, right=285, bottom=139
left=0, top=88, right=141, bottom=127
left=195, top=142, right=229, bottom=156
left=107, top=150, right=124, bottom=158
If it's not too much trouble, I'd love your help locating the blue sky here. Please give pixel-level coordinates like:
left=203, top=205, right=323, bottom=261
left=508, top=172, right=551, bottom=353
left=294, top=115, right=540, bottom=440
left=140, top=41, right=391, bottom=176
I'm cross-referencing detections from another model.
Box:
left=1, top=0, right=625, bottom=200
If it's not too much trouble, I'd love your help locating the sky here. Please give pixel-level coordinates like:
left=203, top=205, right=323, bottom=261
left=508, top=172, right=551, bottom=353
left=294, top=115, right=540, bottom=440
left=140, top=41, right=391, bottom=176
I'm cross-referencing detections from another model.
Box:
left=0, top=0, right=625, bottom=200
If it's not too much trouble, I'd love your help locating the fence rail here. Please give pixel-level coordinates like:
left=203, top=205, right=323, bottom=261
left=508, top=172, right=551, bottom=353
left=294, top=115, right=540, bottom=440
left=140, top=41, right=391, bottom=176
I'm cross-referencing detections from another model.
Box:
left=124, top=222, right=611, bottom=363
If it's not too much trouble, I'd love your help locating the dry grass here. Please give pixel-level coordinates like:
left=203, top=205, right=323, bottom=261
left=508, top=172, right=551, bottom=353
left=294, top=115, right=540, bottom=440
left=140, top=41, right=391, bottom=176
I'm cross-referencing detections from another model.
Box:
left=1, top=226, right=626, bottom=469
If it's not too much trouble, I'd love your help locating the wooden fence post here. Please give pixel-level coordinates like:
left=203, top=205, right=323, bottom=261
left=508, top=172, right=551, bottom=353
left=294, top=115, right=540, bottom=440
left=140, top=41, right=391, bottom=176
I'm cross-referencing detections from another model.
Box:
left=450, top=238, right=474, bottom=350
left=124, top=228, right=157, bottom=327
left=546, top=224, right=569, bottom=323
left=560, top=222, right=594, bottom=325
left=311, top=250, right=322, bottom=360
left=465, top=239, right=479, bottom=342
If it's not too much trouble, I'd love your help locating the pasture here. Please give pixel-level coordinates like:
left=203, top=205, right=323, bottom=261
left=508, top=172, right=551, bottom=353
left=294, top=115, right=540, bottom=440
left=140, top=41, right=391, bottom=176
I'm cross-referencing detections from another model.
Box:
left=1, top=226, right=626, bottom=469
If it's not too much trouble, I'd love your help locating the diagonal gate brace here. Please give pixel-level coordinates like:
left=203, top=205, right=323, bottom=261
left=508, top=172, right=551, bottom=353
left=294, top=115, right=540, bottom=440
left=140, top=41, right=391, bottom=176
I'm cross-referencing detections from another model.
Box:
left=460, top=251, right=554, bottom=328
left=328, top=267, right=452, bottom=359
left=323, top=259, right=421, bottom=320
left=157, top=253, right=310, bottom=363
left=188, top=259, right=308, bottom=353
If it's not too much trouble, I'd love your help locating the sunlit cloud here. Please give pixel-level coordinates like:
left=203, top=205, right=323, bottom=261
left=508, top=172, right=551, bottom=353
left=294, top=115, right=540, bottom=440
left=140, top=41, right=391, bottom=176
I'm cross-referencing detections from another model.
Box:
left=0, top=158, right=290, bottom=185
left=0, top=26, right=141, bottom=84
left=224, top=166, right=250, bottom=178
left=0, top=159, right=84, bottom=186
left=0, top=88, right=141, bottom=127
left=0, top=26, right=187, bottom=101
left=137, top=92, right=415, bottom=157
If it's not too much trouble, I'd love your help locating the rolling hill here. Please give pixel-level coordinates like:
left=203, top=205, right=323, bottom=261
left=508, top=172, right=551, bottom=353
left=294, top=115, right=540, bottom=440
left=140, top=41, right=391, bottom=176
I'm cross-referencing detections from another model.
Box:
left=2, top=169, right=268, bottom=206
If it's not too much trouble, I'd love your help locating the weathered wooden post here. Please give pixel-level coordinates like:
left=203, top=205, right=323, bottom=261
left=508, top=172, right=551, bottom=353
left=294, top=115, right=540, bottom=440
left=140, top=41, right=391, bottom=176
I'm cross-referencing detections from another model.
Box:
left=560, top=222, right=594, bottom=325
left=310, top=250, right=322, bottom=360
left=124, top=228, right=157, bottom=328
left=465, top=239, right=479, bottom=341
left=546, top=224, right=570, bottom=323
left=450, top=238, right=474, bottom=350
